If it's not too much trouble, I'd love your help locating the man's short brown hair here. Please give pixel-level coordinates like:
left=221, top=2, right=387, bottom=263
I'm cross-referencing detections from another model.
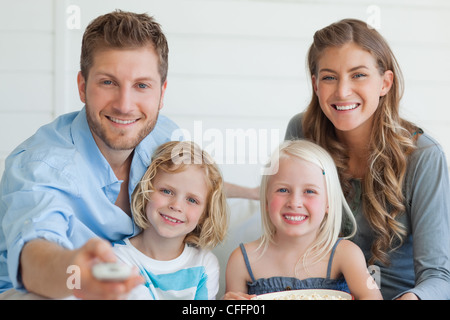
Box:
left=80, top=10, right=169, bottom=84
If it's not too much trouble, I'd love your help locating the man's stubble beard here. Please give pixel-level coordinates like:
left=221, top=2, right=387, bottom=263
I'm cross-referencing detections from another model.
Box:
left=85, top=101, right=160, bottom=151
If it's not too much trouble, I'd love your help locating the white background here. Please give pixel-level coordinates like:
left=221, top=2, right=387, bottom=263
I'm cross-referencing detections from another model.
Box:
left=1, top=0, right=449, bottom=186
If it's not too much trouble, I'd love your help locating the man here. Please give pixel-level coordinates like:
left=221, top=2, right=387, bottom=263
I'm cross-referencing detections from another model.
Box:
left=0, top=10, right=176, bottom=299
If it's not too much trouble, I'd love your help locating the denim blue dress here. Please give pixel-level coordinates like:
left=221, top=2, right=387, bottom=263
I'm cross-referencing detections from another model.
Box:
left=240, top=239, right=350, bottom=295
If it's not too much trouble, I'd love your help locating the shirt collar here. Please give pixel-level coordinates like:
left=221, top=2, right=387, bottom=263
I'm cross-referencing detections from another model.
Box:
left=128, top=127, right=154, bottom=196
left=69, top=107, right=154, bottom=200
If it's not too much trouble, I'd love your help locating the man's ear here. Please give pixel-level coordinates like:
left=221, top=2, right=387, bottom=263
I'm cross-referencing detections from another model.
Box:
left=77, top=71, right=87, bottom=103
left=158, top=80, right=168, bottom=110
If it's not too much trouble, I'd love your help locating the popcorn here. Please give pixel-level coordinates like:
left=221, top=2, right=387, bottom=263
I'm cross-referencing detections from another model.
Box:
left=272, top=293, right=347, bottom=300
left=252, top=289, right=352, bottom=300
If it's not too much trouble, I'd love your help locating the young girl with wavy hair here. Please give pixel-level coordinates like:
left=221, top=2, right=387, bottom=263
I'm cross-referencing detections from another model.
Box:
left=285, top=19, right=450, bottom=300
left=113, top=141, right=228, bottom=299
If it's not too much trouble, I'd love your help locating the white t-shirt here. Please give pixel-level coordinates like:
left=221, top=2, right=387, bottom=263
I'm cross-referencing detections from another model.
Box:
left=113, top=238, right=220, bottom=300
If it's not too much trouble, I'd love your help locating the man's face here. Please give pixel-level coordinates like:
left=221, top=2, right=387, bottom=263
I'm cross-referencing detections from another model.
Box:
left=77, top=46, right=167, bottom=154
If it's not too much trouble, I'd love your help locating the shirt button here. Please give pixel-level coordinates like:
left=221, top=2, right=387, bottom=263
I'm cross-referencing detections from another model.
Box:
left=285, top=286, right=292, bottom=290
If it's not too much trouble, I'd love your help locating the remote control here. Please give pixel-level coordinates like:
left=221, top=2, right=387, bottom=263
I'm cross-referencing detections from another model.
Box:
left=92, top=262, right=132, bottom=281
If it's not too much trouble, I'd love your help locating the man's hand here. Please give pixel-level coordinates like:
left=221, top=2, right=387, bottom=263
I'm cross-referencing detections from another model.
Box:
left=71, top=238, right=143, bottom=299
left=21, top=238, right=143, bottom=299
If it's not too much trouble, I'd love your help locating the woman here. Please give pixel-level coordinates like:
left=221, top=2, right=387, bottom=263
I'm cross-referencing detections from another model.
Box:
left=285, top=19, right=450, bottom=300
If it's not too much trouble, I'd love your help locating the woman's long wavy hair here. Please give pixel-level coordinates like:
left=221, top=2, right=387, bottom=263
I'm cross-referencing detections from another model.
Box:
left=303, top=19, right=419, bottom=265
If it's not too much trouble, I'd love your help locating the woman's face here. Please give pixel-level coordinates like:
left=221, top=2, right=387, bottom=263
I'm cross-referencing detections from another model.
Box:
left=312, top=42, right=393, bottom=136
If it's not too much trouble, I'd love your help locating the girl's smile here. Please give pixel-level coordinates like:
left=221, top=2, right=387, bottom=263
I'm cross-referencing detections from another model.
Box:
left=160, top=213, right=185, bottom=225
left=282, top=214, right=308, bottom=224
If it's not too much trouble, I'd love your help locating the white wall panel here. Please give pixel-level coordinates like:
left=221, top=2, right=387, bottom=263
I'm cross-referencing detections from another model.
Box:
left=1, top=0, right=449, bottom=180
left=0, top=33, right=53, bottom=71
left=0, top=0, right=54, bottom=173
left=0, top=73, right=53, bottom=112
left=0, top=0, right=53, bottom=31
left=164, top=76, right=308, bottom=117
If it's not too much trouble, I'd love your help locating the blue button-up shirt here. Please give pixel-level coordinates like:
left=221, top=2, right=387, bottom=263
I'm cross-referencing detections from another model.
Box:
left=0, top=108, right=179, bottom=292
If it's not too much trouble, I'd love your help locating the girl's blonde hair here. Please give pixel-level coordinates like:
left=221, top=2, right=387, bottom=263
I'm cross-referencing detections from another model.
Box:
left=259, top=140, right=356, bottom=267
left=131, top=141, right=228, bottom=249
left=303, top=19, right=419, bottom=265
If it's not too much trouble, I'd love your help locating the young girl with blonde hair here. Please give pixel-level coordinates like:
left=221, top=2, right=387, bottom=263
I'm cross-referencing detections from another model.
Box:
left=225, top=140, right=382, bottom=300
left=113, top=141, right=228, bottom=299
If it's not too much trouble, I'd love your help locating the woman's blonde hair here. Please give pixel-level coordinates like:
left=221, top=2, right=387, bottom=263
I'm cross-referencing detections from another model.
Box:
left=259, top=140, right=356, bottom=268
left=131, top=141, right=228, bottom=249
left=303, top=19, right=419, bottom=265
